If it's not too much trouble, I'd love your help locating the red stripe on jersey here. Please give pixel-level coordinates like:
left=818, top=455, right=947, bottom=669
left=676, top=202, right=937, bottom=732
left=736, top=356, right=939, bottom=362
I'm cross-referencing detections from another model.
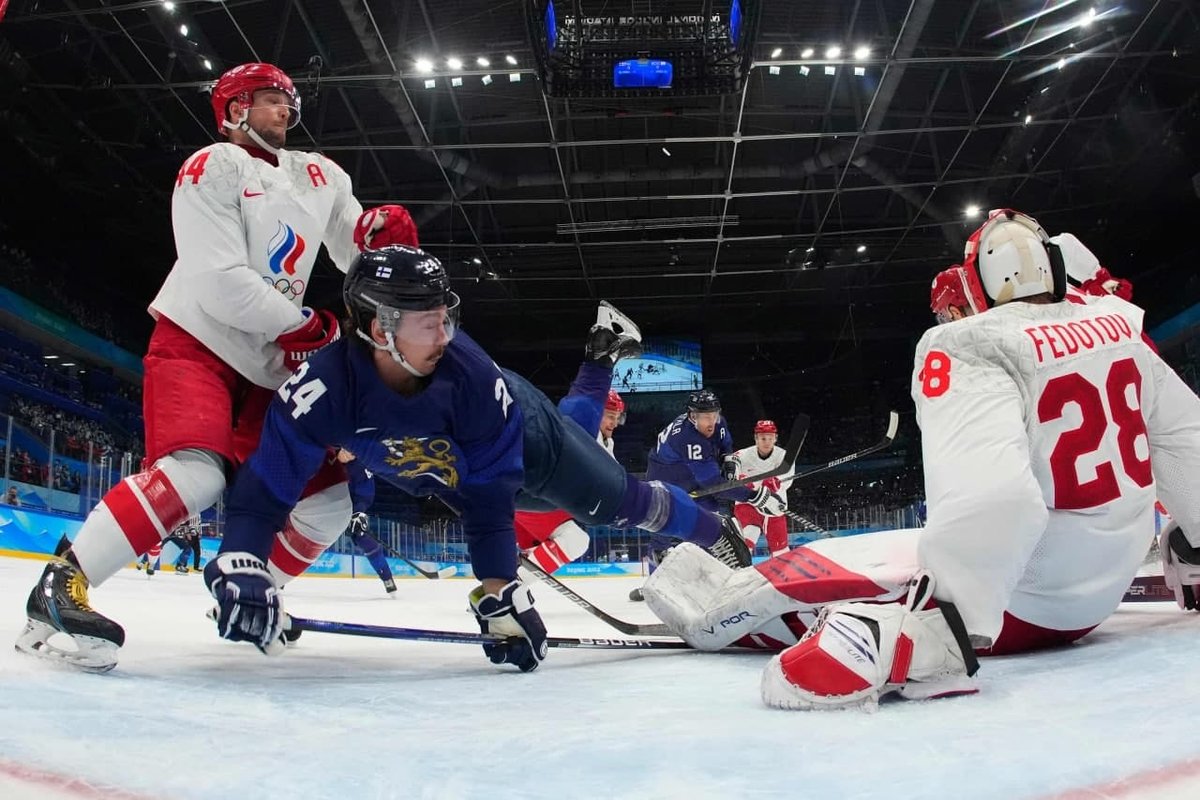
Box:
left=756, top=548, right=888, bottom=605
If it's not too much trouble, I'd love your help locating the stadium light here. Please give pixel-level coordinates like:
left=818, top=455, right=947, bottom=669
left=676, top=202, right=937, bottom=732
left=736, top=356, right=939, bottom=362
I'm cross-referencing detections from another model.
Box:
left=853, top=46, right=870, bottom=60
left=203, top=59, right=212, bottom=71
left=799, top=65, right=810, bottom=76
left=661, top=146, right=672, bottom=156
left=447, top=57, right=463, bottom=71
left=768, top=65, right=781, bottom=75
left=856, top=244, right=867, bottom=253
left=509, top=72, right=521, bottom=82
left=505, top=54, right=518, bottom=65
left=825, top=46, right=841, bottom=59
left=179, top=24, right=188, bottom=36
left=965, top=204, right=981, bottom=218
left=424, top=78, right=436, bottom=89
left=1025, top=113, right=1033, bottom=125
left=415, top=58, right=434, bottom=74
left=451, top=76, right=463, bottom=87
left=800, top=47, right=814, bottom=58
left=824, top=65, right=836, bottom=76
left=770, top=47, right=783, bottom=59
left=162, top=0, right=175, bottom=11
left=477, top=56, right=490, bottom=68
left=481, top=74, right=493, bottom=85
left=853, top=66, right=866, bottom=76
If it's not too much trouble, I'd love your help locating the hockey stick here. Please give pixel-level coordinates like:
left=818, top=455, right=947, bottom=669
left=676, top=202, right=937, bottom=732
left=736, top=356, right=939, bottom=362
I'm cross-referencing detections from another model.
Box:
left=288, top=616, right=691, bottom=650
left=518, top=556, right=675, bottom=637
left=374, top=537, right=456, bottom=579
left=786, top=410, right=901, bottom=483
left=691, top=412, right=811, bottom=499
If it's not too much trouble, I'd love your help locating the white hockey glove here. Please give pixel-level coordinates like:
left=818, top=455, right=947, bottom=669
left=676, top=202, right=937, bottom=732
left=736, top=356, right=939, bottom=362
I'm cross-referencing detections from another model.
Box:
left=204, top=552, right=284, bottom=654
left=1160, top=521, right=1200, bottom=611
left=749, top=483, right=787, bottom=517
left=469, top=579, right=548, bottom=672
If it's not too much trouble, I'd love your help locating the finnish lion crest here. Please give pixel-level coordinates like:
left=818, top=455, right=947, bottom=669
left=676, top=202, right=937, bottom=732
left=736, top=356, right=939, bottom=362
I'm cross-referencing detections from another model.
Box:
left=381, top=437, right=459, bottom=488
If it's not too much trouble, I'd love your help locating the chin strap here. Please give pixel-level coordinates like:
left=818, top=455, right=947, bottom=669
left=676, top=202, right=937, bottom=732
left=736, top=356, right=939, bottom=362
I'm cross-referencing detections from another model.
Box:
left=222, top=112, right=281, bottom=156
left=355, top=329, right=430, bottom=378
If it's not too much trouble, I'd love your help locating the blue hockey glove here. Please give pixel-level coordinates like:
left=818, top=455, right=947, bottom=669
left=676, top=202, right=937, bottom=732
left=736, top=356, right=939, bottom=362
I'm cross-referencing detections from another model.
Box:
left=468, top=579, right=548, bottom=672
left=204, top=552, right=283, bottom=654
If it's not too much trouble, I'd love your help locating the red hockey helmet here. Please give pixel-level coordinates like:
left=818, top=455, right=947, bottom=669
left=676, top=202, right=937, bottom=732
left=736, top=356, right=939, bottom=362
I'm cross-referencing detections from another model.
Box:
left=930, top=265, right=981, bottom=324
left=754, top=419, right=778, bottom=435
left=605, top=389, right=626, bottom=424
left=211, top=62, right=301, bottom=134
left=961, top=208, right=1065, bottom=310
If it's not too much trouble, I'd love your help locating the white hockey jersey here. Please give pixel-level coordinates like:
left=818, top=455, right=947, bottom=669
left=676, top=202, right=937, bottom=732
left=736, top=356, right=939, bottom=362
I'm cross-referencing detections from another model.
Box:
left=150, top=143, right=363, bottom=388
left=913, top=294, right=1200, bottom=642
left=731, top=444, right=793, bottom=504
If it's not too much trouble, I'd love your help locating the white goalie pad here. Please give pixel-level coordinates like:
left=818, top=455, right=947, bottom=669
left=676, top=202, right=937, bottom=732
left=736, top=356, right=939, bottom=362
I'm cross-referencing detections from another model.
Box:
left=642, top=544, right=799, bottom=651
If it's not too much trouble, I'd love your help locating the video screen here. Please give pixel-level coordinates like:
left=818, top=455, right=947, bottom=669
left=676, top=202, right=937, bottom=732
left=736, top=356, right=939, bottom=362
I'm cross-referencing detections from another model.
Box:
left=611, top=337, right=703, bottom=393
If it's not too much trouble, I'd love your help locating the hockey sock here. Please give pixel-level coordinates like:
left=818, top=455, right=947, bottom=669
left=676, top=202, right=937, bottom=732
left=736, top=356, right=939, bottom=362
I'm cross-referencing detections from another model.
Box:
left=268, top=483, right=351, bottom=586
left=617, top=477, right=721, bottom=547
left=70, top=449, right=225, bottom=586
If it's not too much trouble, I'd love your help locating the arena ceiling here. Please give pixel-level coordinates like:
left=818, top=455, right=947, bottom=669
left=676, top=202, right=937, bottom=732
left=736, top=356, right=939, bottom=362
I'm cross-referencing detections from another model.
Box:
left=1, top=0, right=1198, bottom=383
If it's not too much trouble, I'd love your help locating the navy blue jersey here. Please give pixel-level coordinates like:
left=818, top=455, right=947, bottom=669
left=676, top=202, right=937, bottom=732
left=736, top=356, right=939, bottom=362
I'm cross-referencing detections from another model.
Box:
left=646, top=413, right=751, bottom=501
left=223, top=331, right=525, bottom=580
left=346, top=459, right=375, bottom=515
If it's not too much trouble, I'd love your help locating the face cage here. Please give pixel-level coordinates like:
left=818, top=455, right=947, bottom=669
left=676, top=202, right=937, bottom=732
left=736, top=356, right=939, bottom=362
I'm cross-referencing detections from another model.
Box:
left=374, top=293, right=462, bottom=347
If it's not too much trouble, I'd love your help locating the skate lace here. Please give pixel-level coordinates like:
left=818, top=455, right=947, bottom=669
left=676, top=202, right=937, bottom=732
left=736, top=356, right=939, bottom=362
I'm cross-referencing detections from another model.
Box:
left=66, top=571, right=94, bottom=612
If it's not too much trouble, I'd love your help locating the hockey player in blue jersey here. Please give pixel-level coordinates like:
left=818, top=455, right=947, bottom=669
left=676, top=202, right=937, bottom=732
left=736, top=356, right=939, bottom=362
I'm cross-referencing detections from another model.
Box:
left=205, top=245, right=744, bottom=672
left=339, top=454, right=396, bottom=594
left=628, top=390, right=786, bottom=600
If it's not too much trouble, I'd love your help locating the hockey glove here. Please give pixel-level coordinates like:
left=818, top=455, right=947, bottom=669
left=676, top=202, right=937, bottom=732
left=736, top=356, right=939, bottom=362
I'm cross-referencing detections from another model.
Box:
left=749, top=483, right=787, bottom=517
left=469, top=579, right=548, bottom=672
left=1081, top=267, right=1134, bottom=302
left=276, top=308, right=341, bottom=372
left=348, top=512, right=369, bottom=541
left=204, top=552, right=284, bottom=654
left=722, top=456, right=739, bottom=482
left=354, top=204, right=419, bottom=252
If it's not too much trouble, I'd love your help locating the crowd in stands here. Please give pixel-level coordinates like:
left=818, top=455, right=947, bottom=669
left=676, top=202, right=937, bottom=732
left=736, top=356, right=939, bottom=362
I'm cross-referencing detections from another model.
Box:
left=1, top=244, right=132, bottom=349
left=10, top=397, right=117, bottom=455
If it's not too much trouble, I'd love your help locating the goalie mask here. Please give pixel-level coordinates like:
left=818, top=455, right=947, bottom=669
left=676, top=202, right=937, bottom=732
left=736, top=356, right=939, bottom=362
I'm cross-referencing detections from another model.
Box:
left=961, top=209, right=1066, bottom=310
left=344, top=245, right=461, bottom=377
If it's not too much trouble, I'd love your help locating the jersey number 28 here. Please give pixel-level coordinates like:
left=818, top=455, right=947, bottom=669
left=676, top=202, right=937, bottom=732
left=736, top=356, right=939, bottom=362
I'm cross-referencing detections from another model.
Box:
left=1037, top=356, right=1151, bottom=509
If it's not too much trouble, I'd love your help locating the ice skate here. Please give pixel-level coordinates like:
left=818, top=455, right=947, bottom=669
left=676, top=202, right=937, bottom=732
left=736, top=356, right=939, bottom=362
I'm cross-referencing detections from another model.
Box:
left=15, top=559, right=125, bottom=673
left=585, top=301, right=642, bottom=366
left=383, top=578, right=398, bottom=594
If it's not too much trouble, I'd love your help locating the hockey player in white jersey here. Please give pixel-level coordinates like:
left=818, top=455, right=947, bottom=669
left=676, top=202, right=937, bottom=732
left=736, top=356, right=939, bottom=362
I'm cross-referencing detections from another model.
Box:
left=730, top=420, right=794, bottom=556
left=643, top=209, right=1200, bottom=710
left=15, top=62, right=419, bottom=672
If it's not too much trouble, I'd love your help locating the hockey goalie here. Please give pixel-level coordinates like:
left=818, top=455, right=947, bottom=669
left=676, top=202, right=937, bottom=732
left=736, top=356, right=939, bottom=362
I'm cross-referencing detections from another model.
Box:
left=644, top=210, right=1200, bottom=711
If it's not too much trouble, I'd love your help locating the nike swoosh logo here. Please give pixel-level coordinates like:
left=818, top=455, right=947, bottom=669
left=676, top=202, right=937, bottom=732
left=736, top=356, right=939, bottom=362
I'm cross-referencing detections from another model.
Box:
left=589, top=499, right=602, bottom=515
left=355, top=427, right=378, bottom=433
left=243, top=188, right=264, bottom=198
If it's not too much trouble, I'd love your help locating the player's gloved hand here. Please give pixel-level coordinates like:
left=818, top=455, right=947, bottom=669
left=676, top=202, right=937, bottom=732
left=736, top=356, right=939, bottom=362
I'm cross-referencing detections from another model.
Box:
left=468, top=579, right=548, bottom=672
left=1082, top=266, right=1134, bottom=302
left=276, top=307, right=341, bottom=372
left=749, top=483, right=787, bottom=517
left=354, top=204, right=419, bottom=251
left=1160, top=521, right=1200, bottom=611
left=204, top=552, right=284, bottom=653
left=722, top=456, right=739, bottom=482
left=348, top=512, right=369, bottom=540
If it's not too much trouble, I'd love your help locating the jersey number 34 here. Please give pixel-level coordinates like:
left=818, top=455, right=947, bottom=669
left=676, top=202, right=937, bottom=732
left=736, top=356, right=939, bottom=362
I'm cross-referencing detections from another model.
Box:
left=1038, top=356, right=1151, bottom=509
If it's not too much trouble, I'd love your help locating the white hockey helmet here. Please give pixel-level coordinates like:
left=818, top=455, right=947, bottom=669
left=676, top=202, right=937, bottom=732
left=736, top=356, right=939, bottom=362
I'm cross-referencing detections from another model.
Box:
left=961, top=209, right=1066, bottom=309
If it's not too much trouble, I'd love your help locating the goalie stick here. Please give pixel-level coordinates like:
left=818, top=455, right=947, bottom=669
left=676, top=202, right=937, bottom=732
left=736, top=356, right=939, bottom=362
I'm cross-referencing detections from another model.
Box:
left=288, top=616, right=691, bottom=650
left=691, top=412, right=811, bottom=499
left=519, top=556, right=675, bottom=637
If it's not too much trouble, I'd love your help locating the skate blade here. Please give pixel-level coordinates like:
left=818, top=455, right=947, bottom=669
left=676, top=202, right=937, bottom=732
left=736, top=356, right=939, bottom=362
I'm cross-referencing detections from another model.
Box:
left=14, top=620, right=118, bottom=674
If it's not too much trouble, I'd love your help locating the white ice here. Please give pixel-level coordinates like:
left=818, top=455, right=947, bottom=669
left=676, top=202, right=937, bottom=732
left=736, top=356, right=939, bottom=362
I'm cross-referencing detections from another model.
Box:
left=1, top=554, right=1199, bottom=800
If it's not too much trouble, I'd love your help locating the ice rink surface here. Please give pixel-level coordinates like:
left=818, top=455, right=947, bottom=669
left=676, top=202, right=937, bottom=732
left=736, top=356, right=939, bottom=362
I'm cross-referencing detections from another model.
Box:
left=2, top=554, right=1199, bottom=800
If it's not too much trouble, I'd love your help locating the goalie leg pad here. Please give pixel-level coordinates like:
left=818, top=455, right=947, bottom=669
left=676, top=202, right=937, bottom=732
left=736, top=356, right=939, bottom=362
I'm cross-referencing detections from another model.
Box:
left=760, top=574, right=979, bottom=710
